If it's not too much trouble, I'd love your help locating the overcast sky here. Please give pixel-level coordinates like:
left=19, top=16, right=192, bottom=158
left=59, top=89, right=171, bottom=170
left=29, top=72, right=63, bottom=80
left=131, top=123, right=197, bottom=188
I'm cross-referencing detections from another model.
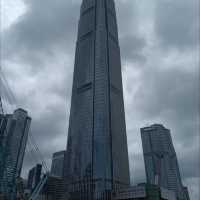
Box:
left=1, top=0, right=199, bottom=199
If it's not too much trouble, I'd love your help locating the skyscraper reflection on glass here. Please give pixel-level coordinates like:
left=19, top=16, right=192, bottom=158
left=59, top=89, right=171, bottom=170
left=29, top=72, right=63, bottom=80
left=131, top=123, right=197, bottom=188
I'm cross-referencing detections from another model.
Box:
left=64, top=0, right=130, bottom=199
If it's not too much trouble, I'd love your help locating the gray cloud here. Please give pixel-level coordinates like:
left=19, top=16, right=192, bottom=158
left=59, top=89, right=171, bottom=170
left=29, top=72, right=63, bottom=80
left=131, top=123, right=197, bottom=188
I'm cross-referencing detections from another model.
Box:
left=120, top=35, right=146, bottom=64
left=115, top=0, right=139, bottom=37
left=115, top=0, right=147, bottom=64
left=129, top=153, right=146, bottom=184
left=2, top=0, right=80, bottom=71
left=134, top=67, right=198, bottom=122
left=155, top=0, right=199, bottom=49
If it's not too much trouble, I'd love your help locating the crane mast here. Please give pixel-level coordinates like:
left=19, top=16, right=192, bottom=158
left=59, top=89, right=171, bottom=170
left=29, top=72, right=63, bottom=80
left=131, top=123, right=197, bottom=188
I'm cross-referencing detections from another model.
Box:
left=0, top=96, right=3, bottom=114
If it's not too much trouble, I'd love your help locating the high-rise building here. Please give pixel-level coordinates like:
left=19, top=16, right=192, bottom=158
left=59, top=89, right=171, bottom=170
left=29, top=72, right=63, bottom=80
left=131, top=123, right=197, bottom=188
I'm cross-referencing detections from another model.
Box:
left=0, top=108, right=31, bottom=199
left=27, top=164, right=42, bottom=191
left=64, top=0, right=130, bottom=199
left=51, top=151, right=65, bottom=177
left=141, top=124, right=190, bottom=200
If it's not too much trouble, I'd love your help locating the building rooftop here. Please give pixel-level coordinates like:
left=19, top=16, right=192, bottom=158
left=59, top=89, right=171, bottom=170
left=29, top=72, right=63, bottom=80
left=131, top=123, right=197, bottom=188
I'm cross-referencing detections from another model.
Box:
left=141, top=124, right=170, bottom=132
left=14, top=108, right=28, bottom=114
left=53, top=150, right=66, bottom=157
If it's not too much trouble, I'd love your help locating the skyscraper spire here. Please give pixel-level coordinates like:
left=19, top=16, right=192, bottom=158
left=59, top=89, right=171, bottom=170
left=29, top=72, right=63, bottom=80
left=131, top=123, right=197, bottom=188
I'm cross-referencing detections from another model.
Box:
left=64, top=0, right=130, bottom=199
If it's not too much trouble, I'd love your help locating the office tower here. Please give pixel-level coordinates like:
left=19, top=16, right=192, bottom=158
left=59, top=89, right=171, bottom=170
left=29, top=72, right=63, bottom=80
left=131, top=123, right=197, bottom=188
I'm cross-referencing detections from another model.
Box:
left=0, top=108, right=31, bottom=199
left=141, top=124, right=190, bottom=200
left=51, top=151, right=65, bottom=177
left=64, top=0, right=130, bottom=199
left=27, top=164, right=42, bottom=191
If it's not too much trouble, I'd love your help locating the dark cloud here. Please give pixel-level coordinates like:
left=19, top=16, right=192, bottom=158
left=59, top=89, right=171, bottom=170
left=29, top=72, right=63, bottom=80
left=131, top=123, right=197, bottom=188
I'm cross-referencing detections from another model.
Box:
left=2, top=0, right=78, bottom=176
left=2, top=0, right=80, bottom=70
left=155, top=0, right=199, bottom=49
left=134, top=67, right=198, bottom=121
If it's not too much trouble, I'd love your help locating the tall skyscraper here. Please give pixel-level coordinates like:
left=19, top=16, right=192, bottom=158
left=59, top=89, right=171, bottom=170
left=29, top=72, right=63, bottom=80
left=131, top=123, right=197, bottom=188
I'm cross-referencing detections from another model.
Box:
left=0, top=108, right=31, bottom=199
left=64, top=0, right=130, bottom=199
left=51, top=150, right=65, bottom=177
left=141, top=124, right=190, bottom=200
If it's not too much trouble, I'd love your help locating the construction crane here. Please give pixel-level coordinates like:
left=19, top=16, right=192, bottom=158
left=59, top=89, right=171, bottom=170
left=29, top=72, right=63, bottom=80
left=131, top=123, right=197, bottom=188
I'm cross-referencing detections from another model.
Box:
left=28, top=174, right=49, bottom=200
left=26, top=132, right=50, bottom=200
left=0, top=97, right=3, bottom=114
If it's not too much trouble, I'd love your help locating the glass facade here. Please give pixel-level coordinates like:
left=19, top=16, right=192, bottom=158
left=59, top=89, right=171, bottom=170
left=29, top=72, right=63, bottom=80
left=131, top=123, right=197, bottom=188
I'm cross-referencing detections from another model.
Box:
left=0, top=108, right=31, bottom=199
left=64, top=0, right=130, bottom=199
left=51, top=151, right=65, bottom=177
left=141, top=124, right=190, bottom=200
left=27, top=164, right=42, bottom=191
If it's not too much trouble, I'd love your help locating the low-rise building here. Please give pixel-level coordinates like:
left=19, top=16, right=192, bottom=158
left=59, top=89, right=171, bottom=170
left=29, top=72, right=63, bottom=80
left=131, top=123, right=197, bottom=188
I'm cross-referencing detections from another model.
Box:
left=38, top=176, right=65, bottom=200
left=112, top=183, right=176, bottom=200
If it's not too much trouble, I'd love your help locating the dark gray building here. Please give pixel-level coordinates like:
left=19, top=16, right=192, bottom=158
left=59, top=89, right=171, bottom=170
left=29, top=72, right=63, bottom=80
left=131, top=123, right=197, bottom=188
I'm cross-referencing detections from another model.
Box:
left=27, top=164, right=42, bottom=191
left=0, top=108, right=31, bottom=199
left=64, top=0, right=130, bottom=199
left=50, top=151, right=65, bottom=177
left=141, top=124, right=190, bottom=200
left=39, top=176, right=65, bottom=200
left=112, top=183, right=177, bottom=200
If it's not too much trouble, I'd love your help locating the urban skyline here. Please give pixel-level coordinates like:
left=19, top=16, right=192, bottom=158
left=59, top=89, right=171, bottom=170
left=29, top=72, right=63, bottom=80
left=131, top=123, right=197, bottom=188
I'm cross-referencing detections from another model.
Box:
left=1, top=1, right=198, bottom=198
